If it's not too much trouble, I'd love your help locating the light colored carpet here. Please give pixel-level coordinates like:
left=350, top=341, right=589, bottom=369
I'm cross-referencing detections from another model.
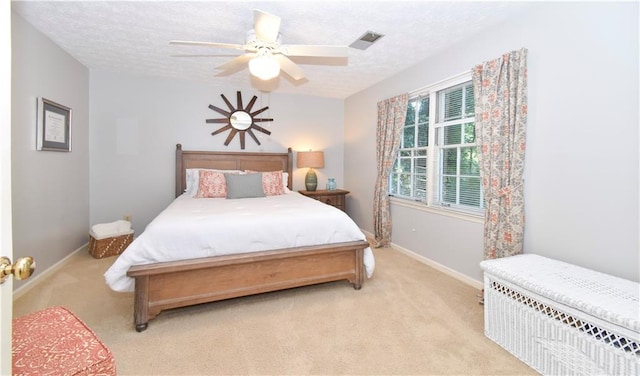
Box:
left=13, top=246, right=536, bottom=375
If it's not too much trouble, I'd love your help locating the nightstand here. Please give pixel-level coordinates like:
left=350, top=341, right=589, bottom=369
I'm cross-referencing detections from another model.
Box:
left=298, top=189, right=349, bottom=211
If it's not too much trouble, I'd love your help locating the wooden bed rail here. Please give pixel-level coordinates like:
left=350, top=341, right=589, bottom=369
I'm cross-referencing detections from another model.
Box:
left=127, top=240, right=369, bottom=332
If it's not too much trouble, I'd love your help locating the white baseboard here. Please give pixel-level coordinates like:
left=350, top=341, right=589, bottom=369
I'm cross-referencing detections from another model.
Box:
left=361, top=229, right=483, bottom=290
left=14, top=233, right=484, bottom=299
left=13, top=243, right=88, bottom=301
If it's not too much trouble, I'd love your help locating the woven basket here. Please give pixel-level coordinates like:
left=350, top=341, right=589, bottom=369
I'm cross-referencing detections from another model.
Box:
left=88, top=231, right=133, bottom=259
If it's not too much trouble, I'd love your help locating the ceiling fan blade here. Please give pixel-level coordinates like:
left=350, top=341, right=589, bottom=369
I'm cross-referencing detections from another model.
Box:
left=170, top=40, right=245, bottom=50
left=171, top=54, right=241, bottom=58
left=282, top=45, right=349, bottom=58
left=274, top=54, right=305, bottom=81
left=253, top=9, right=281, bottom=43
left=214, top=53, right=255, bottom=76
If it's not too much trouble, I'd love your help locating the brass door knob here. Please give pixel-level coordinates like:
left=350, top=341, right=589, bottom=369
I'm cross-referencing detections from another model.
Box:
left=0, top=256, right=35, bottom=284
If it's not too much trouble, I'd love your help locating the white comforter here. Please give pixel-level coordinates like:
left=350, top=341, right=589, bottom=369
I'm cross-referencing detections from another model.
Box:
left=104, top=192, right=375, bottom=292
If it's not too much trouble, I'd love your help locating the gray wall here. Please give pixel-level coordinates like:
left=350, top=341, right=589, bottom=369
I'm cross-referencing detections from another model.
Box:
left=11, top=2, right=639, bottom=290
left=11, top=8, right=345, bottom=290
left=11, top=12, right=90, bottom=287
left=345, top=2, right=639, bottom=282
left=89, top=71, right=345, bottom=233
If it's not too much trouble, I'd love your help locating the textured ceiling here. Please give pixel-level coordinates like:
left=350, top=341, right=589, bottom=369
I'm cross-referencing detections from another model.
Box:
left=12, top=1, right=531, bottom=99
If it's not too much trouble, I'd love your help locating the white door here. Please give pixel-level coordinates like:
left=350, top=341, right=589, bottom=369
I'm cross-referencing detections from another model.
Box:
left=0, top=1, right=13, bottom=373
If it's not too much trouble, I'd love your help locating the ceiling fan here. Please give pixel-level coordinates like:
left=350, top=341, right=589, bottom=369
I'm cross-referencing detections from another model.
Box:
left=170, top=9, right=349, bottom=81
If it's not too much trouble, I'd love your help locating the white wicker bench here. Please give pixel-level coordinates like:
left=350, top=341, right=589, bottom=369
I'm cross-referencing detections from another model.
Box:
left=480, top=254, right=639, bottom=375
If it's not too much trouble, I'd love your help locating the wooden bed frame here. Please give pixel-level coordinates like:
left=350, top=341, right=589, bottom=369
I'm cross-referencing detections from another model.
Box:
left=126, top=144, right=369, bottom=332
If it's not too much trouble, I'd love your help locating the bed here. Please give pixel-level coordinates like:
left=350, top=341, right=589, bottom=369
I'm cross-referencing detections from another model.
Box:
left=105, top=144, right=373, bottom=332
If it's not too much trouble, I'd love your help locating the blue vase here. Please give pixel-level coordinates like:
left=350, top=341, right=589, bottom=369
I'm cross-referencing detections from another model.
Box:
left=327, top=178, right=336, bottom=191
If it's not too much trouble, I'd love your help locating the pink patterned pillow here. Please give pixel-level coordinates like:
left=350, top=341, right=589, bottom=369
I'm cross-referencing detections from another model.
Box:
left=246, top=170, right=285, bottom=196
left=262, top=171, right=285, bottom=196
left=195, top=170, right=227, bottom=198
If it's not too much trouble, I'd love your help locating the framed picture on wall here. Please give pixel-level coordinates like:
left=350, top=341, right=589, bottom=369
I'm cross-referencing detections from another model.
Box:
left=37, top=97, right=72, bottom=151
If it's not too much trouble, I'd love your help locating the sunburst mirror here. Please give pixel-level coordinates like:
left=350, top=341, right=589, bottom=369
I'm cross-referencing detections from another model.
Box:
left=206, top=91, right=273, bottom=149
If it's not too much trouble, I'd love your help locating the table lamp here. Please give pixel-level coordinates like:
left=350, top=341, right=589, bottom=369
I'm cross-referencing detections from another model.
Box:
left=297, top=150, right=324, bottom=191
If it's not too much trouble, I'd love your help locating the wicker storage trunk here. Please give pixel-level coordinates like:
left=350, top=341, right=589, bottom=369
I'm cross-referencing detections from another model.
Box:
left=88, top=230, right=134, bottom=259
left=480, top=254, right=639, bottom=376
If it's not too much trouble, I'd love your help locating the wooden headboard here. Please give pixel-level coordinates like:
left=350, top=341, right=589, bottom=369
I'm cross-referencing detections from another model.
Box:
left=175, top=144, right=293, bottom=197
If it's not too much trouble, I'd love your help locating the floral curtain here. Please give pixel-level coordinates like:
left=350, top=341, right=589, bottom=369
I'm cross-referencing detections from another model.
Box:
left=472, top=48, right=528, bottom=260
left=373, top=93, right=408, bottom=248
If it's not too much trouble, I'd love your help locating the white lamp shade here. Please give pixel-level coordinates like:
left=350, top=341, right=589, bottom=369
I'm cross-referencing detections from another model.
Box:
left=249, top=55, right=280, bottom=80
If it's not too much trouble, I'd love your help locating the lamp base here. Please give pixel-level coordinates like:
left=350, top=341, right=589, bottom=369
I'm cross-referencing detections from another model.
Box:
left=305, top=168, right=318, bottom=191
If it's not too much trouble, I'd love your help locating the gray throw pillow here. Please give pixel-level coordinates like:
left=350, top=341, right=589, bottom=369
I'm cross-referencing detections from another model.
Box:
left=225, top=173, right=265, bottom=199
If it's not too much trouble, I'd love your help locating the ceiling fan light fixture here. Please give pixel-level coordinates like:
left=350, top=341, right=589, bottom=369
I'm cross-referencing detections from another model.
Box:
left=170, top=10, right=347, bottom=82
left=248, top=54, right=280, bottom=80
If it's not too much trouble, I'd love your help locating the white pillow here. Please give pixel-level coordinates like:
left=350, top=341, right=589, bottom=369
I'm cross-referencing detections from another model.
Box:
left=185, top=168, right=243, bottom=196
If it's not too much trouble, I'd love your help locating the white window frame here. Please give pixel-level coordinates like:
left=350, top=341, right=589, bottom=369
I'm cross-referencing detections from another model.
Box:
left=389, top=71, right=484, bottom=222
left=389, top=96, right=429, bottom=201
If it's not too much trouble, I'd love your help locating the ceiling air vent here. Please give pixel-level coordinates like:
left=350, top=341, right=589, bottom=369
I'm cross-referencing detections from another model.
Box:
left=349, top=31, right=385, bottom=50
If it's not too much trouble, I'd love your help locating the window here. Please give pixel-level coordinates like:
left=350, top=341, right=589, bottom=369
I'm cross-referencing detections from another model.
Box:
left=389, top=96, right=428, bottom=200
left=389, top=73, right=484, bottom=215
